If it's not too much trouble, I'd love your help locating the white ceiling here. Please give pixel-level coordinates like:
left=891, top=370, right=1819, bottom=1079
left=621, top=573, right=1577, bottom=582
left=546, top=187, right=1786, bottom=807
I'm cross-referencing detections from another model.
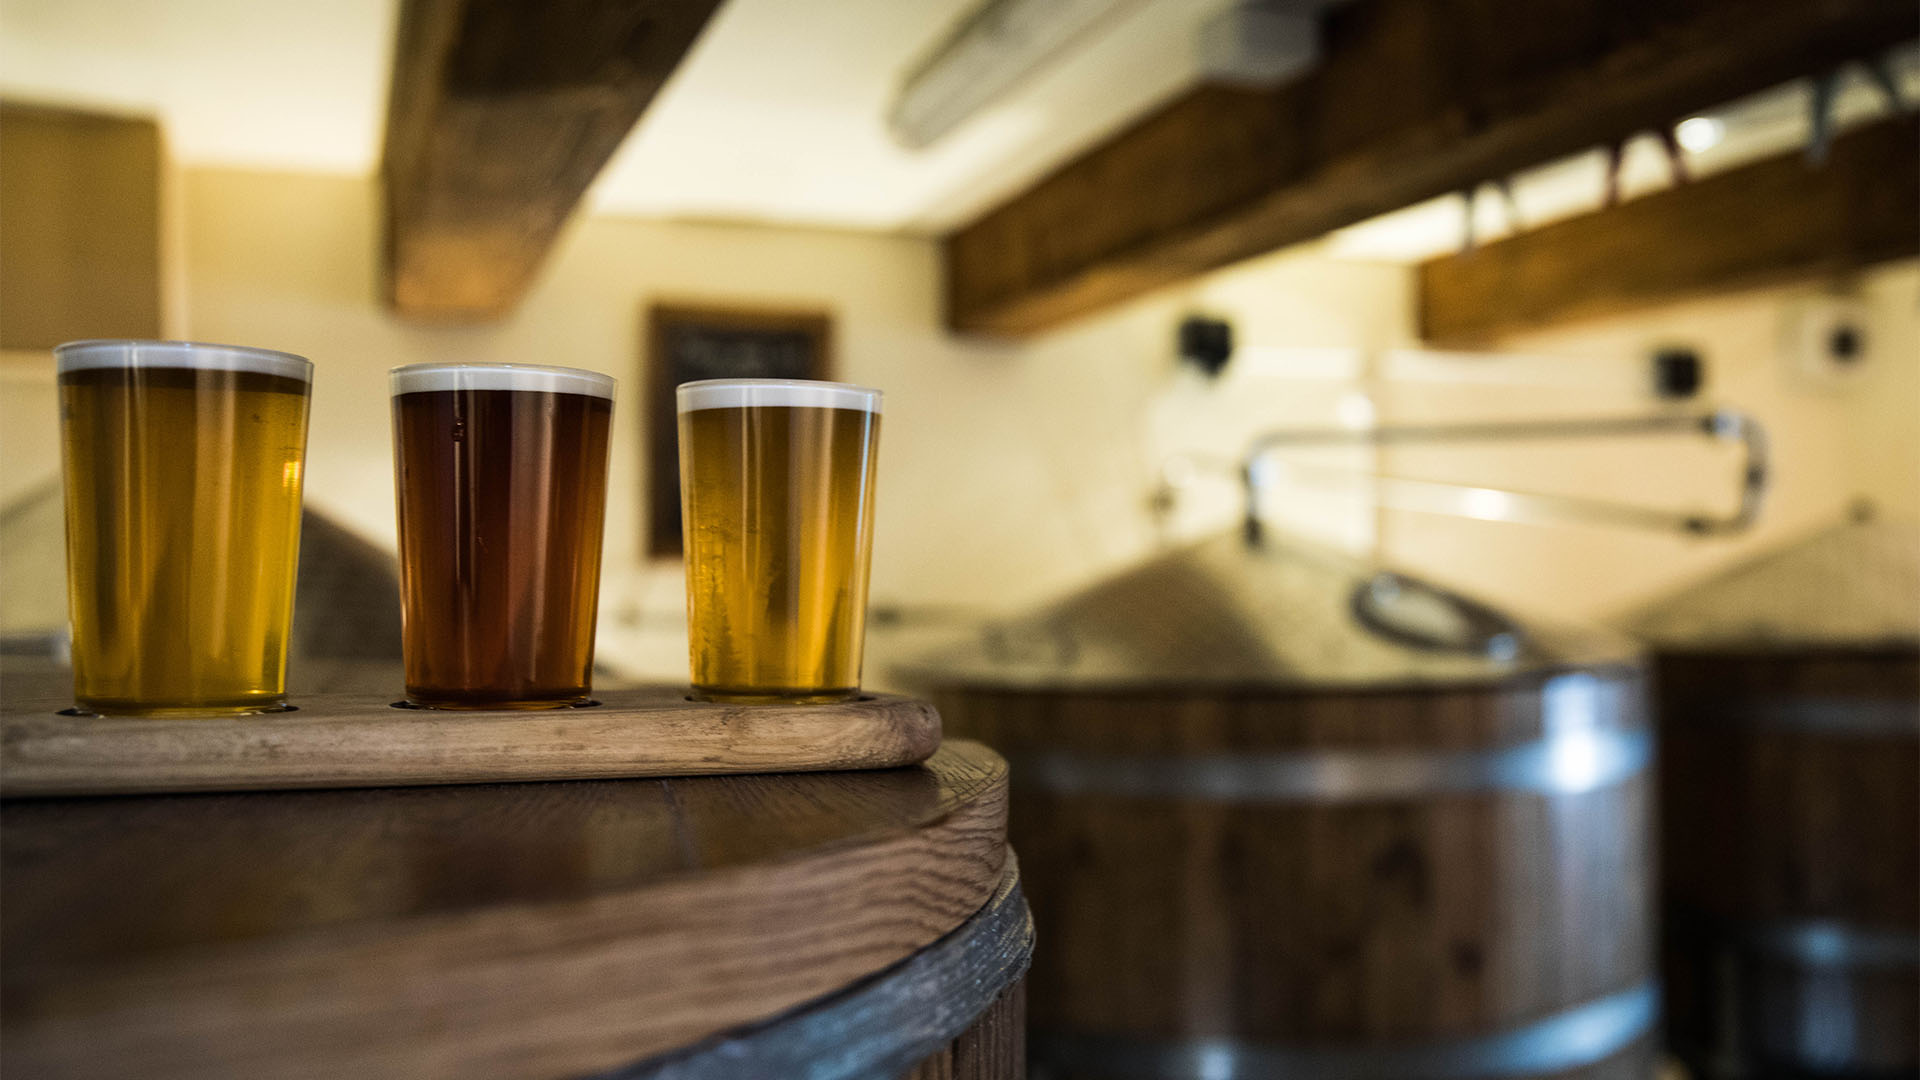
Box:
left=0, top=0, right=1238, bottom=233
left=0, top=0, right=396, bottom=173
left=590, top=0, right=1242, bottom=231
left=3, top=0, right=1907, bottom=253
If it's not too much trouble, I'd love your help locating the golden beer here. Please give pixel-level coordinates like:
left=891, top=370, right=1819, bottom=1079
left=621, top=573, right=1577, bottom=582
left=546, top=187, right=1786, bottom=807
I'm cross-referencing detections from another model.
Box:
left=677, top=379, right=881, bottom=702
left=56, top=340, right=312, bottom=715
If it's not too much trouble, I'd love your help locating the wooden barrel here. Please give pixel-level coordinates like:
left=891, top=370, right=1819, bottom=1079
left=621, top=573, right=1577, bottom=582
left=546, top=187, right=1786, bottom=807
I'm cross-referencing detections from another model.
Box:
left=0, top=731, right=1031, bottom=1080
left=933, top=667, right=1657, bottom=1080
left=1654, top=647, right=1919, bottom=1077
left=1624, top=517, right=1920, bottom=1078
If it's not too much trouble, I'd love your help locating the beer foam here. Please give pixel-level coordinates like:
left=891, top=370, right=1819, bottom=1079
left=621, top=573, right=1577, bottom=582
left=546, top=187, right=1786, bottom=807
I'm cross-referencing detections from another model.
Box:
left=55, top=340, right=313, bottom=382
left=677, top=379, right=882, bottom=414
left=390, top=363, right=617, bottom=400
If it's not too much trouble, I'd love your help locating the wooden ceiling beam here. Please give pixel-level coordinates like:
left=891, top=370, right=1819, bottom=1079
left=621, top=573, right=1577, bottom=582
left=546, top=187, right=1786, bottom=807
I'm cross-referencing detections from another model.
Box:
left=382, top=0, right=723, bottom=320
left=941, top=0, right=1918, bottom=337
left=1418, top=116, right=1919, bottom=345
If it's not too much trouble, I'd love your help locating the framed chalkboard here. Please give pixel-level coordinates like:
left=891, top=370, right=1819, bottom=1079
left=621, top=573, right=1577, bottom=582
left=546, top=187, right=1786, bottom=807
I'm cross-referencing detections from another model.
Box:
left=646, top=304, right=833, bottom=558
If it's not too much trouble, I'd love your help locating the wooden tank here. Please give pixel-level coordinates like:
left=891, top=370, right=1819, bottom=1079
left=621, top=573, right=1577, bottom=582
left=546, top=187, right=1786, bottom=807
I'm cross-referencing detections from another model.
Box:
left=1, top=738, right=1031, bottom=1079
left=1624, top=517, right=1919, bottom=1078
left=903, top=530, right=1656, bottom=1080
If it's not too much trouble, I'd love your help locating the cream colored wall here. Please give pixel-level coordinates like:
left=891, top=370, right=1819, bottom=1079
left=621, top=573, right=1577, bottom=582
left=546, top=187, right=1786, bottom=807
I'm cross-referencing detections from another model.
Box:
left=174, top=168, right=1011, bottom=615
left=1371, top=260, right=1920, bottom=623
left=169, top=168, right=1400, bottom=617
left=0, top=167, right=1411, bottom=670
left=0, top=351, right=67, bottom=635
left=0, top=352, right=61, bottom=507
left=1019, top=248, right=1417, bottom=557
left=10, top=161, right=1905, bottom=660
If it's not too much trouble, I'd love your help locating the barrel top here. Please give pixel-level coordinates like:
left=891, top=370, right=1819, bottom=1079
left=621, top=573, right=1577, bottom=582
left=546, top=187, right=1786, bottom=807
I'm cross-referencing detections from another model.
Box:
left=1622, top=516, right=1920, bottom=653
left=1, top=741, right=1013, bottom=1078
left=897, top=530, right=1640, bottom=693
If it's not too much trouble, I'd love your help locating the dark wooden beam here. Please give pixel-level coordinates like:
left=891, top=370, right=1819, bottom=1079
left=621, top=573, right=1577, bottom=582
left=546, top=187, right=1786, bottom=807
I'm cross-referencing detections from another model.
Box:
left=382, top=0, right=722, bottom=320
left=1418, top=116, right=1920, bottom=345
left=1417, top=116, right=1919, bottom=345
left=942, top=0, right=1917, bottom=337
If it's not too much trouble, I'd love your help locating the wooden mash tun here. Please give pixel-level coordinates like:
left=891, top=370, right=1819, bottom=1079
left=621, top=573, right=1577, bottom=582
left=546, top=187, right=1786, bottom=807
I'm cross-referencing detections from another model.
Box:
left=907, top=410, right=1777, bottom=1079
left=1624, top=515, right=1920, bottom=1078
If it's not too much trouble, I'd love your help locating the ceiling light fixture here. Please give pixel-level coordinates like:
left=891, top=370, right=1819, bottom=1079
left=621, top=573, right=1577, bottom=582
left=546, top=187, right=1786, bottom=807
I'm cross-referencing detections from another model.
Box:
left=1197, top=0, right=1329, bottom=86
left=1675, top=116, right=1723, bottom=153
left=889, top=0, right=1343, bottom=151
left=888, top=0, right=1142, bottom=151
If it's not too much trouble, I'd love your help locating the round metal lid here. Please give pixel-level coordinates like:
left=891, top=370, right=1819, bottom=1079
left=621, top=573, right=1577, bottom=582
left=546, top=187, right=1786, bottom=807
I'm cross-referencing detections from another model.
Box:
left=898, top=530, right=1637, bottom=692
left=1622, top=515, right=1920, bottom=652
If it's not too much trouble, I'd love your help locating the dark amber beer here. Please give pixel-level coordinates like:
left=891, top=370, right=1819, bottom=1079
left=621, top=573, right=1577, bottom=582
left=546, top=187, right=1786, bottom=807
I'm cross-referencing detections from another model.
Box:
left=677, top=379, right=881, bottom=702
left=391, top=363, right=614, bottom=708
left=57, top=340, right=312, bottom=715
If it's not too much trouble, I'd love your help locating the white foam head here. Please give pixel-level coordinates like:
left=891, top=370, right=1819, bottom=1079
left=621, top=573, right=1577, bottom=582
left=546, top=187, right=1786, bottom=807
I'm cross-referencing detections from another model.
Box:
left=55, top=339, right=313, bottom=382
left=677, top=378, right=881, bottom=414
left=390, top=362, right=616, bottom=400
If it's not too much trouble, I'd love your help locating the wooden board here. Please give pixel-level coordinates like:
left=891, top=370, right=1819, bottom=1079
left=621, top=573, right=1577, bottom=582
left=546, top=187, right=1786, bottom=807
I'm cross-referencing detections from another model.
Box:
left=941, top=0, right=1917, bottom=336
left=381, top=0, right=723, bottom=319
left=1419, top=116, right=1920, bottom=345
left=1, top=740, right=1009, bottom=1079
left=0, top=686, right=941, bottom=797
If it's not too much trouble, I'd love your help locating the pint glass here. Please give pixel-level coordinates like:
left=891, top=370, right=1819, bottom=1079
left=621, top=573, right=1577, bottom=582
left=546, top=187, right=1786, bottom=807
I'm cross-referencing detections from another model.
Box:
left=677, top=378, right=881, bottom=703
left=391, top=363, right=614, bottom=709
left=57, top=339, right=312, bottom=716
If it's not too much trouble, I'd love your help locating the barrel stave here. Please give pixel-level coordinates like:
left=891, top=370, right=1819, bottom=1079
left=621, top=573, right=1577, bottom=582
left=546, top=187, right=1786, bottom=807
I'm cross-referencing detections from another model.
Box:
left=1655, top=648, right=1919, bottom=1078
left=937, top=670, right=1656, bottom=1079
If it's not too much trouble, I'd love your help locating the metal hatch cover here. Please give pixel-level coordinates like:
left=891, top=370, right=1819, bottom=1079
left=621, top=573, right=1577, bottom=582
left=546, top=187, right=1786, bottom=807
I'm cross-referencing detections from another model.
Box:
left=898, top=529, right=1637, bottom=692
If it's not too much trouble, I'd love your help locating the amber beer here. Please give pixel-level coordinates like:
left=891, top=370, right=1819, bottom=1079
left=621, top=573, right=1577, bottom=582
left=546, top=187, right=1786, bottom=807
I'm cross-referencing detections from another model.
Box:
left=677, top=379, right=881, bottom=702
left=391, top=363, right=614, bottom=708
left=57, top=340, right=312, bottom=715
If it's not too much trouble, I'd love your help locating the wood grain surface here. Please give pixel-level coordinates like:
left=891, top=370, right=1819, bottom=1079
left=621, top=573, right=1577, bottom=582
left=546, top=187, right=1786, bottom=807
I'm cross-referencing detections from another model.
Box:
left=1, top=740, right=1010, bottom=1079
left=941, top=0, right=1915, bottom=336
left=381, top=0, right=724, bottom=319
left=934, top=674, right=1656, bottom=1079
left=932, top=669, right=1647, bottom=755
left=606, top=863, right=1031, bottom=1080
left=1658, top=649, right=1919, bottom=926
left=906, top=982, right=1028, bottom=1080
left=0, top=686, right=941, bottom=796
left=1419, top=116, right=1920, bottom=345
left=1655, top=647, right=1919, bottom=1075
